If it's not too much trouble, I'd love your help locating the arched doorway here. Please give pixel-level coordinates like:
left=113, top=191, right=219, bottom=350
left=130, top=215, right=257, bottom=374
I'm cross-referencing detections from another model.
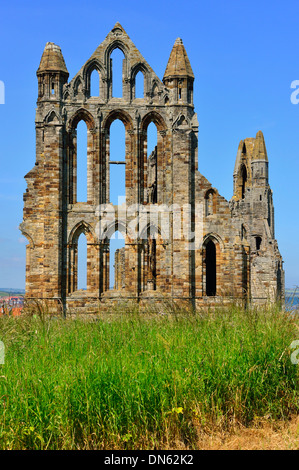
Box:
left=205, top=239, right=216, bottom=296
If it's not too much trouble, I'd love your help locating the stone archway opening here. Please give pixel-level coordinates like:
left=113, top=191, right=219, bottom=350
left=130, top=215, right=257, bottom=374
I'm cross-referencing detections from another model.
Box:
left=90, top=69, right=100, bottom=97
left=109, top=230, right=125, bottom=290
left=135, top=70, right=144, bottom=98
left=76, top=120, right=88, bottom=202
left=77, top=232, right=87, bottom=290
left=146, top=122, right=158, bottom=204
left=111, top=48, right=125, bottom=98
left=206, top=239, right=216, bottom=296
left=109, top=119, right=126, bottom=206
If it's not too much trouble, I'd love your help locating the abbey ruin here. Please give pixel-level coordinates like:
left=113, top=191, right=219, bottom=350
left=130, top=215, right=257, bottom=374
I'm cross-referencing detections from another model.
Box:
left=20, top=23, right=285, bottom=312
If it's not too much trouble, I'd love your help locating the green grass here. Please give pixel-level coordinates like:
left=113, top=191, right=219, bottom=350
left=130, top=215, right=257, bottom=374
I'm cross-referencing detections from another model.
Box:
left=0, top=304, right=298, bottom=449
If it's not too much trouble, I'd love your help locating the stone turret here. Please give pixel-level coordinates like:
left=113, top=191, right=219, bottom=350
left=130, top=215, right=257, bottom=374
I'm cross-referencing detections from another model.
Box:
left=230, top=130, right=283, bottom=302
left=163, top=38, right=194, bottom=105
left=37, top=42, right=69, bottom=101
left=251, top=130, right=269, bottom=186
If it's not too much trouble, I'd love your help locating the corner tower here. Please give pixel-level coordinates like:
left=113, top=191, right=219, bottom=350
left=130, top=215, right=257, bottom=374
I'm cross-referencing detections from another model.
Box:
left=231, top=130, right=284, bottom=303
left=163, top=38, right=194, bottom=106
left=37, top=42, right=69, bottom=101
left=20, top=42, right=69, bottom=302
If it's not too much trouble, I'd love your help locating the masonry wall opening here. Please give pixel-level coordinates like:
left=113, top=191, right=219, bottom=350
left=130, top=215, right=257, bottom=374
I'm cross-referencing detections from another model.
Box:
left=109, top=230, right=125, bottom=290
left=256, top=236, right=262, bottom=251
left=146, top=122, right=158, bottom=203
left=90, top=69, right=100, bottom=97
left=206, top=240, right=216, bottom=296
left=135, top=71, right=144, bottom=98
left=77, top=233, right=87, bottom=291
left=109, top=119, right=126, bottom=205
left=147, top=121, right=157, bottom=158
left=76, top=120, right=88, bottom=202
left=111, top=48, right=125, bottom=98
left=241, top=165, right=247, bottom=199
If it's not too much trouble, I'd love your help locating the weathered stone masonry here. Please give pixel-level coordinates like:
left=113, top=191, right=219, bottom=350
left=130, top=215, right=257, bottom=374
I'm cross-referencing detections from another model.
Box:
left=20, top=23, right=284, bottom=312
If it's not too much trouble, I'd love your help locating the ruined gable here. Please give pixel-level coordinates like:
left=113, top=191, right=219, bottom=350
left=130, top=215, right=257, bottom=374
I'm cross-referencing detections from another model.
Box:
left=20, top=24, right=284, bottom=313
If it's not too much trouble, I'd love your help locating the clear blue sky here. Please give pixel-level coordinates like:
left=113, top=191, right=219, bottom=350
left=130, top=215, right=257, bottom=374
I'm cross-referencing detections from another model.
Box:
left=0, top=0, right=298, bottom=289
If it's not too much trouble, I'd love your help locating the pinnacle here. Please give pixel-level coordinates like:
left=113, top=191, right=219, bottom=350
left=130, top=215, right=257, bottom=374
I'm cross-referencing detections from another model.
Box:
left=256, top=130, right=264, bottom=139
left=37, top=42, right=68, bottom=75
left=253, top=130, right=268, bottom=161
left=163, top=37, right=194, bottom=80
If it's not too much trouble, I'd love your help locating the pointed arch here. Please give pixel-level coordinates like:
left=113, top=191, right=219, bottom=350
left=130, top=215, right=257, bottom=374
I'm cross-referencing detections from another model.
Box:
left=205, top=239, right=216, bottom=296
left=173, top=113, right=190, bottom=129
left=140, top=112, right=167, bottom=204
left=103, top=108, right=134, bottom=132
left=141, top=111, right=167, bottom=133
left=83, top=58, right=106, bottom=98
left=135, top=71, right=144, bottom=98
left=139, top=222, right=163, bottom=241
left=105, top=40, right=129, bottom=65
left=111, top=48, right=125, bottom=98
left=151, top=79, right=160, bottom=96
left=67, top=109, right=96, bottom=205
left=131, top=62, right=149, bottom=80
left=109, top=119, right=126, bottom=205
left=68, top=220, right=95, bottom=245
left=105, top=42, right=127, bottom=99
left=202, top=233, right=223, bottom=297
left=76, top=120, right=88, bottom=202
left=44, top=108, right=62, bottom=125
left=131, top=62, right=149, bottom=99
left=77, top=232, right=88, bottom=290
left=67, top=221, right=98, bottom=294
left=102, top=219, right=129, bottom=242
left=102, top=110, right=134, bottom=205
left=63, top=90, right=70, bottom=101
left=202, top=232, right=224, bottom=250
left=108, top=229, right=125, bottom=290
left=67, top=108, right=95, bottom=131
left=139, top=223, right=164, bottom=292
left=73, top=75, right=84, bottom=97
left=90, top=69, right=100, bottom=97
left=101, top=222, right=127, bottom=292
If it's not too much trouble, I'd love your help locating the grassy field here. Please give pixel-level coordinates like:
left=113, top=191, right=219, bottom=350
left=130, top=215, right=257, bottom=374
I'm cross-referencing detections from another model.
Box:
left=0, top=303, right=298, bottom=450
